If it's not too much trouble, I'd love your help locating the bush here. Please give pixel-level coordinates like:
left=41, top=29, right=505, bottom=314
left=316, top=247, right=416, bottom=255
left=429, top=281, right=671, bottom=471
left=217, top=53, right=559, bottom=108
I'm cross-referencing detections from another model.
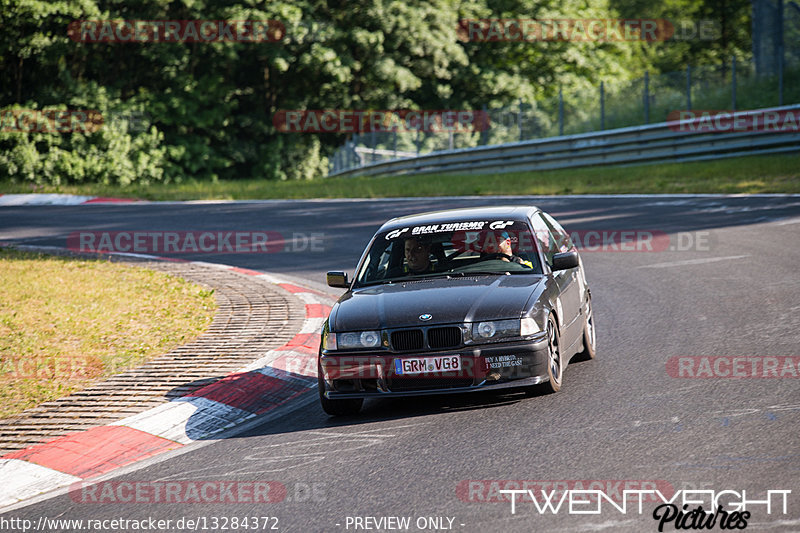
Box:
left=0, top=87, right=166, bottom=186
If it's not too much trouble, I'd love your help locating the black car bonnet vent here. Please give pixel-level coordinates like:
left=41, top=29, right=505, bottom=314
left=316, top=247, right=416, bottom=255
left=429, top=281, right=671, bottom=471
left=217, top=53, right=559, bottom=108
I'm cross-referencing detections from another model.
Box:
left=427, top=326, right=462, bottom=349
left=391, top=329, right=424, bottom=351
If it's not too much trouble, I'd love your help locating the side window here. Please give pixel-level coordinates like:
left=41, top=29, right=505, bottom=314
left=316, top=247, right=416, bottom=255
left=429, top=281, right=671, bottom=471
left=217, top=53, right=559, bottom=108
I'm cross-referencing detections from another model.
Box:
left=358, top=240, right=394, bottom=282
left=529, top=213, right=559, bottom=267
left=541, top=212, right=573, bottom=253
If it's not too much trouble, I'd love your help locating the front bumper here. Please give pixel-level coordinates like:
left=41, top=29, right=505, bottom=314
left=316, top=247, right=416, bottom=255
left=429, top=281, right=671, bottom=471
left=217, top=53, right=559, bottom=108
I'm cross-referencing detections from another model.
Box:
left=320, top=334, right=550, bottom=399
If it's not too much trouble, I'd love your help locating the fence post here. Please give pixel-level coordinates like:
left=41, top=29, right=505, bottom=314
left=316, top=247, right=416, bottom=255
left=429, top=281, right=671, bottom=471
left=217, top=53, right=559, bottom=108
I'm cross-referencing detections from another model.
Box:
left=518, top=98, right=524, bottom=141
left=686, top=65, right=692, bottom=111
left=600, top=81, right=605, bottom=130
left=731, top=56, right=737, bottom=111
left=643, top=71, right=650, bottom=124
left=778, top=0, right=784, bottom=106
left=558, top=88, right=564, bottom=136
left=480, top=104, right=488, bottom=145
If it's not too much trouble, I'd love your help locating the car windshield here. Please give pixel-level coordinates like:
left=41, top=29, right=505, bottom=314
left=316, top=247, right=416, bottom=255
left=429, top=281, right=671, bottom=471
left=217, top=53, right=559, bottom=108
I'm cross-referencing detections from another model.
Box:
left=355, top=219, right=542, bottom=285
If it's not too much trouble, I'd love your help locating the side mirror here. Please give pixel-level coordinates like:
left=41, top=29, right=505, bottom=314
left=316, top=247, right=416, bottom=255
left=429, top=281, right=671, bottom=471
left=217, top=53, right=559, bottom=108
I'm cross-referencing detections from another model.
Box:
left=326, top=271, right=349, bottom=288
left=552, top=251, right=579, bottom=271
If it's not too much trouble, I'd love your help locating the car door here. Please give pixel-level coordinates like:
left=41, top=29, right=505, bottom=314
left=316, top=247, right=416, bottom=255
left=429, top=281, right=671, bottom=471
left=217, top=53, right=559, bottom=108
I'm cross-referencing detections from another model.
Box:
left=530, top=212, right=582, bottom=349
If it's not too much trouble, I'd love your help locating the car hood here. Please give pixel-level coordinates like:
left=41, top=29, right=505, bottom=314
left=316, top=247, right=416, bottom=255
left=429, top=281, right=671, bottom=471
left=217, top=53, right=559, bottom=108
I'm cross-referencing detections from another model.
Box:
left=331, top=275, right=544, bottom=330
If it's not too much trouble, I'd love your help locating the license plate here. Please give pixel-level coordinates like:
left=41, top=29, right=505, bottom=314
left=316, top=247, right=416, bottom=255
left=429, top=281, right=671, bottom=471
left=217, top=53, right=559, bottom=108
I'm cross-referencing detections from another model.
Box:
left=394, top=355, right=461, bottom=375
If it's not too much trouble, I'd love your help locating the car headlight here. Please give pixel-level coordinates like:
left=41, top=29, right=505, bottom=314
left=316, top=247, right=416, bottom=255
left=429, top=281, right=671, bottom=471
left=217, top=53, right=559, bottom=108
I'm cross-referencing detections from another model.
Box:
left=471, top=318, right=541, bottom=342
left=473, top=319, right=520, bottom=341
left=336, top=330, right=382, bottom=350
left=520, top=316, right=541, bottom=336
left=322, top=329, right=337, bottom=350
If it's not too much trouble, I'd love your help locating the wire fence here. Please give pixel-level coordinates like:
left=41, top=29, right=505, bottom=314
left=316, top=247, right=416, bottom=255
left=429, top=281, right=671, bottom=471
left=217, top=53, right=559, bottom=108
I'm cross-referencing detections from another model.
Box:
left=331, top=55, right=800, bottom=175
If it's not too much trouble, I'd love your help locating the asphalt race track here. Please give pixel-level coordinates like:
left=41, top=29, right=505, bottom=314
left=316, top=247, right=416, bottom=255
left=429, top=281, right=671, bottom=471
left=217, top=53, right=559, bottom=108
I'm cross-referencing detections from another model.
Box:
left=1, top=195, right=799, bottom=532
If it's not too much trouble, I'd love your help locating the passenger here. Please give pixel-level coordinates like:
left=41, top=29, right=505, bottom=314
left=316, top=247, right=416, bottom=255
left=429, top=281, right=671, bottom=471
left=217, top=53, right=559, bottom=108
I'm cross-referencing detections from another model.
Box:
left=403, top=237, right=434, bottom=273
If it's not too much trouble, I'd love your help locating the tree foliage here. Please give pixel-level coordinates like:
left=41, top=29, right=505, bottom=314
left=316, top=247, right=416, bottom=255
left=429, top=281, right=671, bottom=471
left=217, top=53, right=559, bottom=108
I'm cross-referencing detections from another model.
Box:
left=0, top=0, right=753, bottom=184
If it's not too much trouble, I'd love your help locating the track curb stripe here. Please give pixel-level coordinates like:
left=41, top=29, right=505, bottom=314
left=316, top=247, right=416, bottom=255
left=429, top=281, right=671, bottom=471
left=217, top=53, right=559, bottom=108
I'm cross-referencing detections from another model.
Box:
left=0, top=251, right=331, bottom=510
left=108, top=397, right=256, bottom=445
left=0, top=459, right=82, bottom=508
left=186, top=371, right=311, bottom=414
left=3, top=426, right=181, bottom=479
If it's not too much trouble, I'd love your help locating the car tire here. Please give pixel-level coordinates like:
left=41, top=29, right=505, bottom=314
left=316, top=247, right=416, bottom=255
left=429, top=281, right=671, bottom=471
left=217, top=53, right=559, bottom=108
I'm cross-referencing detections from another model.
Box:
left=527, top=314, right=562, bottom=396
left=318, top=367, right=363, bottom=416
left=572, top=295, right=596, bottom=362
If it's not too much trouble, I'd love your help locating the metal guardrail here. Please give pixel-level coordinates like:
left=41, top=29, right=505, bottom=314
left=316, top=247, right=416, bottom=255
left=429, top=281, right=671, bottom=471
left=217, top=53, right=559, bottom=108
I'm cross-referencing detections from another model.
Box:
left=328, top=105, right=800, bottom=178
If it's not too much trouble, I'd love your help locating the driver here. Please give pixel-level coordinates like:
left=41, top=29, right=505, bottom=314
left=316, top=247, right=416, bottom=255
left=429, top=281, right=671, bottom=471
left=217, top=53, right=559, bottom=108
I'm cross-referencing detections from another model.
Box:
left=487, top=231, right=533, bottom=268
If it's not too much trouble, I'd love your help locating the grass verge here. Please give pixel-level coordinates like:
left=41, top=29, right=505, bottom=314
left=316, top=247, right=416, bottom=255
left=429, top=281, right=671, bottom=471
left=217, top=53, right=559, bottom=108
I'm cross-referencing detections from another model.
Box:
left=0, top=153, right=798, bottom=200
left=0, top=248, right=216, bottom=418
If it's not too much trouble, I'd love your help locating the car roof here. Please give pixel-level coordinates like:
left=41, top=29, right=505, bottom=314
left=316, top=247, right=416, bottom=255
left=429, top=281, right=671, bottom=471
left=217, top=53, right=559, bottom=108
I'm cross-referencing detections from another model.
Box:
left=377, top=206, right=540, bottom=233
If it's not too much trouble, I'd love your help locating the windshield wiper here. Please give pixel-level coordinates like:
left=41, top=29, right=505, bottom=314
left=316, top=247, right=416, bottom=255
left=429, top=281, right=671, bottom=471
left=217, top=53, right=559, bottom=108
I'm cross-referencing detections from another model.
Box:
left=448, top=270, right=511, bottom=276
left=357, top=272, right=450, bottom=286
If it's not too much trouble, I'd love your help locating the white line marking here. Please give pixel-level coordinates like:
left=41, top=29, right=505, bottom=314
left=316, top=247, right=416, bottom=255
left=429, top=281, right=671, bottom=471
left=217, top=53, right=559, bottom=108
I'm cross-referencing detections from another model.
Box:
left=300, top=317, right=326, bottom=334
left=0, top=460, right=81, bottom=508
left=296, top=292, right=326, bottom=305
left=255, top=273, right=285, bottom=284
left=746, top=519, right=800, bottom=529
left=0, top=193, right=94, bottom=206
left=564, top=519, right=641, bottom=532
left=187, top=260, right=231, bottom=270
left=638, top=255, right=750, bottom=269
left=774, top=217, right=800, bottom=226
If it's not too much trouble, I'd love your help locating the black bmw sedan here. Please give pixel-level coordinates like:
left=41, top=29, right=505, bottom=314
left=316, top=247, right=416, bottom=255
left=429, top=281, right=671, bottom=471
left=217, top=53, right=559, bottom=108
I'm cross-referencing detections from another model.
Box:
left=318, top=206, right=595, bottom=415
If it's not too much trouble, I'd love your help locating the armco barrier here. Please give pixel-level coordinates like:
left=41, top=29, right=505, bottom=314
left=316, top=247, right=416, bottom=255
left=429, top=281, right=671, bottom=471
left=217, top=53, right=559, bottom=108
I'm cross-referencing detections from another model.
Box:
left=329, top=104, right=800, bottom=178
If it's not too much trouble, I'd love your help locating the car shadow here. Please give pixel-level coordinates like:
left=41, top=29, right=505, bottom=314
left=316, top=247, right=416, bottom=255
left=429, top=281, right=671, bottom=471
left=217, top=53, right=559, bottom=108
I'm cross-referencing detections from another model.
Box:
left=165, top=370, right=538, bottom=440
left=238, top=388, right=534, bottom=439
